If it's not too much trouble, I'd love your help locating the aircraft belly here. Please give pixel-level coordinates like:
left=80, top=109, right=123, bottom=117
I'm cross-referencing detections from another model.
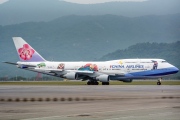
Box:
left=130, top=67, right=177, bottom=77
left=110, top=67, right=177, bottom=80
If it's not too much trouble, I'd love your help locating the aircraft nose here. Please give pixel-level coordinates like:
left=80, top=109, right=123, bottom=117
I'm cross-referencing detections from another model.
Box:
left=173, top=67, right=179, bottom=73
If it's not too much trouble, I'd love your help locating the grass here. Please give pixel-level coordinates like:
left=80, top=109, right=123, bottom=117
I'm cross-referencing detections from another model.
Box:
left=0, top=80, right=180, bottom=85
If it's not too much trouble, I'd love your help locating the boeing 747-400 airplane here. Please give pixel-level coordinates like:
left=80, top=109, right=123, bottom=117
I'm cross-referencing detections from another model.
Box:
left=4, top=37, right=179, bottom=85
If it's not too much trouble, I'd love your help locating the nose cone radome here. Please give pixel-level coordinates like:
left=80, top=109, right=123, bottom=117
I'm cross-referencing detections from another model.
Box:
left=173, top=67, right=179, bottom=74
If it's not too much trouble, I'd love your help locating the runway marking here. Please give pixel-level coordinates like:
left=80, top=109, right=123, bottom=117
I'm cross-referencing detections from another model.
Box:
left=1, top=96, right=180, bottom=102
left=22, top=106, right=170, bottom=120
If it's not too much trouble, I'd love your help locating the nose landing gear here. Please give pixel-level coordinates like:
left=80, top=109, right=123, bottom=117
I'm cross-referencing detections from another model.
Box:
left=157, top=78, right=162, bottom=85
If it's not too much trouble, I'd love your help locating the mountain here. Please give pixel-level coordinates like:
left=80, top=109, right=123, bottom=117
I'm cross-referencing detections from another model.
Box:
left=0, top=0, right=180, bottom=25
left=1, top=14, right=180, bottom=60
left=100, top=41, right=180, bottom=78
left=0, top=14, right=180, bottom=78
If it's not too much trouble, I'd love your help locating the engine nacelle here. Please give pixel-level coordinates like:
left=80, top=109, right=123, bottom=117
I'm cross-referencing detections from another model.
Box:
left=62, top=72, right=78, bottom=80
left=96, top=74, right=110, bottom=82
left=18, top=65, right=28, bottom=69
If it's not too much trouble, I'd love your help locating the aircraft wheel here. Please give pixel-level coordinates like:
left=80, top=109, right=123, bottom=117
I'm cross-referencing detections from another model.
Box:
left=102, top=82, right=109, bottom=85
left=157, top=81, right=161, bottom=85
left=87, top=81, right=99, bottom=85
left=157, top=78, right=162, bottom=85
left=87, top=81, right=91, bottom=85
left=95, top=81, right=99, bottom=85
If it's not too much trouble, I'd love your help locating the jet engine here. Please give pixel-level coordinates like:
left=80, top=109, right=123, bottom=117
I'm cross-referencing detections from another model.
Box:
left=62, top=72, right=79, bottom=80
left=96, top=74, right=110, bottom=82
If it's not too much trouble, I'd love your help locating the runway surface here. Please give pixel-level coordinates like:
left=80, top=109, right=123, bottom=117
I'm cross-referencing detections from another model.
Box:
left=0, top=85, right=180, bottom=120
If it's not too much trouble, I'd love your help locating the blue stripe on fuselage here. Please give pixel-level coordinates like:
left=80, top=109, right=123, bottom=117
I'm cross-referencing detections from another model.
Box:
left=110, top=67, right=179, bottom=80
left=129, top=67, right=179, bottom=77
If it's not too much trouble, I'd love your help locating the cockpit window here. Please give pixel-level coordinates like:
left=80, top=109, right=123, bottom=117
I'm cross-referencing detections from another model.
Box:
left=162, top=61, right=167, bottom=63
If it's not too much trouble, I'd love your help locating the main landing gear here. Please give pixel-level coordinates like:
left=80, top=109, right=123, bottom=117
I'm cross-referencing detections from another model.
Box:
left=87, top=80, right=99, bottom=85
left=87, top=81, right=110, bottom=85
left=102, top=82, right=109, bottom=85
left=157, top=78, right=162, bottom=85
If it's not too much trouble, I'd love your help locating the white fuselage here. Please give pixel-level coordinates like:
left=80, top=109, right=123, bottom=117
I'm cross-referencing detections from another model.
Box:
left=6, top=37, right=179, bottom=85
left=17, top=58, right=179, bottom=81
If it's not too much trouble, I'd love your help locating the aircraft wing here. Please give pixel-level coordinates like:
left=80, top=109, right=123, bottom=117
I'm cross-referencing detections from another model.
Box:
left=34, top=68, right=94, bottom=74
left=115, top=73, right=126, bottom=76
left=34, top=68, right=63, bottom=72
left=34, top=68, right=95, bottom=79
left=67, top=70, right=94, bottom=74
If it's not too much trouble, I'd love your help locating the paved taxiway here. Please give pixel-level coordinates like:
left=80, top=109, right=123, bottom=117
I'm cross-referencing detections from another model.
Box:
left=0, top=85, right=180, bottom=120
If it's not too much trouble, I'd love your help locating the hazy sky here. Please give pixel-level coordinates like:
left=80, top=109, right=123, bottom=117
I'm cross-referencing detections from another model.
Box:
left=0, top=0, right=8, bottom=4
left=0, top=0, right=148, bottom=4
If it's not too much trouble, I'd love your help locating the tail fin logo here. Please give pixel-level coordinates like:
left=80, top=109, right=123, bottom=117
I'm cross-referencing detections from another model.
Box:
left=13, top=37, right=46, bottom=62
left=18, top=44, right=35, bottom=60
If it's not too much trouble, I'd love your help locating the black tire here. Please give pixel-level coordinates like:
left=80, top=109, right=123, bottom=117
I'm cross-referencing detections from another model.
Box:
left=87, top=81, right=99, bottom=85
left=157, top=82, right=159, bottom=85
left=102, top=82, right=109, bottom=85
left=95, top=81, right=99, bottom=85
left=87, top=81, right=91, bottom=85
left=157, top=82, right=161, bottom=85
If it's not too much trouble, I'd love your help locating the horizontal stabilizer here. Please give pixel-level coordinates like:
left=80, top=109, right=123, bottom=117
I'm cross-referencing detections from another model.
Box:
left=3, top=62, right=18, bottom=65
left=3, top=62, right=36, bottom=68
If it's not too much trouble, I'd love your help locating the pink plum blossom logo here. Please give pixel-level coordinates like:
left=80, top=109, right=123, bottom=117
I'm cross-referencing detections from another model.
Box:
left=18, top=44, right=35, bottom=60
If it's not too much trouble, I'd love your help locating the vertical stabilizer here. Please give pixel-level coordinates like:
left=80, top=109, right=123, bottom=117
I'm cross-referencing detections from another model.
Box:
left=13, top=37, right=46, bottom=62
